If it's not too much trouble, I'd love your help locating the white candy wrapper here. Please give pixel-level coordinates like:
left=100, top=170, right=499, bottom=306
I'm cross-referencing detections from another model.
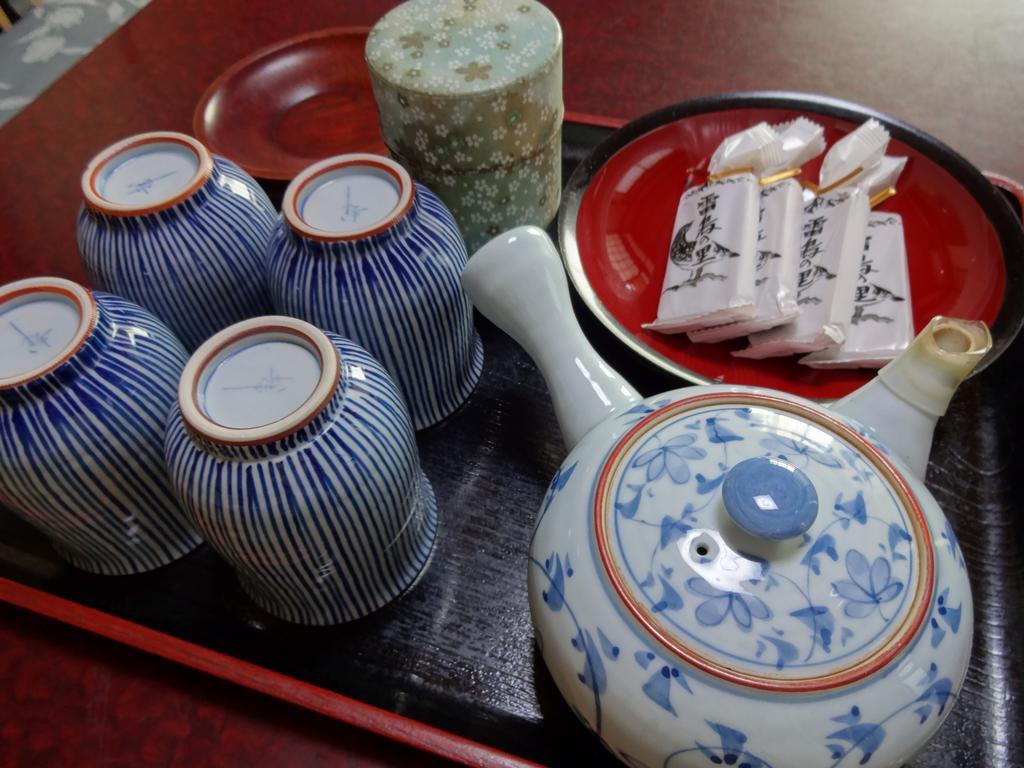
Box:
left=772, top=118, right=828, bottom=170
left=859, top=156, right=908, bottom=206
left=645, top=124, right=782, bottom=334
left=800, top=213, right=913, bottom=368
left=818, top=119, right=890, bottom=192
left=689, top=119, right=825, bottom=343
left=734, top=187, right=871, bottom=358
left=734, top=121, right=891, bottom=358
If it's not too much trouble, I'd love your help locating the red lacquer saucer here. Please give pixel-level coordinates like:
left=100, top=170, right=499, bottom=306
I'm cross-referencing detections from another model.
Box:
left=194, top=27, right=387, bottom=181
left=560, top=93, right=1024, bottom=401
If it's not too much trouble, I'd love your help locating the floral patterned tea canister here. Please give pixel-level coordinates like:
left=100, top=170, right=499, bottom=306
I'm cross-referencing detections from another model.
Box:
left=365, top=0, right=563, bottom=251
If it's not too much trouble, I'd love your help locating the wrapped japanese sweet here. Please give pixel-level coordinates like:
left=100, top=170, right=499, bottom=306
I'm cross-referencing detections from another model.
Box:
left=802, top=157, right=913, bottom=368
left=688, top=118, right=826, bottom=343
left=734, top=120, right=890, bottom=358
left=643, top=123, right=783, bottom=334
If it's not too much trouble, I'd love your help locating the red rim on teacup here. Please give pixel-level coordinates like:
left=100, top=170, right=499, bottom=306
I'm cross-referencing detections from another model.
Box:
left=82, top=131, right=215, bottom=217
left=0, top=277, right=97, bottom=389
left=179, top=316, right=341, bottom=446
left=283, top=154, right=415, bottom=242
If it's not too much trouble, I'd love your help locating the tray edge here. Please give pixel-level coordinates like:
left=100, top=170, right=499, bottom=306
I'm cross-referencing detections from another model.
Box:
left=0, top=576, right=542, bottom=768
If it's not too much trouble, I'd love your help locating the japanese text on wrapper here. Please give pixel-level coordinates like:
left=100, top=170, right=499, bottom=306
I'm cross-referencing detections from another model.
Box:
left=755, top=186, right=782, bottom=278
left=796, top=214, right=833, bottom=304
left=665, top=177, right=745, bottom=293
left=677, top=191, right=722, bottom=267
left=852, top=217, right=905, bottom=324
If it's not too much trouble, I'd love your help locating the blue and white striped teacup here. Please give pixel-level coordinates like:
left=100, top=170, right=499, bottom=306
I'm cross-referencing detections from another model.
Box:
left=0, top=276, right=201, bottom=574
left=164, top=315, right=438, bottom=625
left=266, top=154, right=483, bottom=430
left=77, top=131, right=276, bottom=351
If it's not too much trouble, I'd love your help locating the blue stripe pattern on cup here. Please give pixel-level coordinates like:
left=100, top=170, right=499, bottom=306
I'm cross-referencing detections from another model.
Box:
left=164, top=329, right=437, bottom=625
left=78, top=155, right=276, bottom=351
left=0, top=287, right=201, bottom=575
left=268, top=156, right=483, bottom=431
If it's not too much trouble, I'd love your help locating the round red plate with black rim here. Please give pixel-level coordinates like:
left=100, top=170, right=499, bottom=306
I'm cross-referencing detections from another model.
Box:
left=559, top=92, right=1024, bottom=400
left=194, top=27, right=387, bottom=181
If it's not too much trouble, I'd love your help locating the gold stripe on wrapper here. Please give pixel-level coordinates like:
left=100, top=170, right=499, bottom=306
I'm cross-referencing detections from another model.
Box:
left=759, top=168, right=802, bottom=186
left=707, top=166, right=755, bottom=182
left=869, top=186, right=898, bottom=208
left=815, top=166, right=865, bottom=195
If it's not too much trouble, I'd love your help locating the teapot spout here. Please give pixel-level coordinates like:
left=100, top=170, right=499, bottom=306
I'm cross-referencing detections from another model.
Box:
left=832, top=317, right=992, bottom=478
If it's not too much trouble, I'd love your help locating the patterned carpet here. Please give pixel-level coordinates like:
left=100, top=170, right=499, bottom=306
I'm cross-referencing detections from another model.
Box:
left=0, top=0, right=148, bottom=127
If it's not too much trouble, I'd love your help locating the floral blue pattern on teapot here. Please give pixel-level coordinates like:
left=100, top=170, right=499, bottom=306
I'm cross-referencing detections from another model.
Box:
left=463, top=226, right=988, bottom=768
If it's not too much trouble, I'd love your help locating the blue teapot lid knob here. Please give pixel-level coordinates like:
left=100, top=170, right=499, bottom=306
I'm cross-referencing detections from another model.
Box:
left=722, top=457, right=818, bottom=540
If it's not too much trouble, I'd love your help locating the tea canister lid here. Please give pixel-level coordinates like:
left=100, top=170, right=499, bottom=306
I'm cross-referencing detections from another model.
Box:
left=0, top=277, right=96, bottom=388
left=365, top=0, right=563, bottom=174
left=82, top=131, right=213, bottom=216
left=365, top=0, right=561, bottom=97
left=596, top=392, right=934, bottom=691
left=179, top=316, right=341, bottom=446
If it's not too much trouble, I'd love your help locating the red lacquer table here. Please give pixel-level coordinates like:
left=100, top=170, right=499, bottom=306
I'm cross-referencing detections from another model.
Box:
left=2, top=1, right=1022, bottom=766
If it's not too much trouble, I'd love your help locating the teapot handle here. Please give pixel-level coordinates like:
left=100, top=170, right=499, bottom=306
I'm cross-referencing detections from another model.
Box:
left=462, top=226, right=641, bottom=449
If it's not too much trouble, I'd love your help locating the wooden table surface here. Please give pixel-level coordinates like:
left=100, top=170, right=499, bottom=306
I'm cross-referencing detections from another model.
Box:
left=2, top=0, right=1022, bottom=765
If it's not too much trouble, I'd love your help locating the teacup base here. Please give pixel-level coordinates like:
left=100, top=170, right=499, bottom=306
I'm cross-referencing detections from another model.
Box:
left=50, top=532, right=203, bottom=577
left=235, top=469, right=439, bottom=626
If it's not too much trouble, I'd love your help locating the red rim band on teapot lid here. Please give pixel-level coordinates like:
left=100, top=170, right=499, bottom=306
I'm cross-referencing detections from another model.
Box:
left=592, top=392, right=935, bottom=693
left=283, top=154, right=414, bottom=242
left=82, top=131, right=214, bottom=217
left=0, top=277, right=97, bottom=389
left=179, top=316, right=341, bottom=446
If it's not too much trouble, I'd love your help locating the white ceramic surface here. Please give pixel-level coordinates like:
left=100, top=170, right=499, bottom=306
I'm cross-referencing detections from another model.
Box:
left=0, top=290, right=84, bottom=381
left=201, top=338, right=322, bottom=430
left=179, top=316, right=340, bottom=447
left=462, top=226, right=987, bottom=768
left=461, top=225, right=640, bottom=448
left=81, top=132, right=211, bottom=215
left=283, top=154, right=413, bottom=241
left=297, top=165, right=402, bottom=236
left=94, top=142, right=200, bottom=206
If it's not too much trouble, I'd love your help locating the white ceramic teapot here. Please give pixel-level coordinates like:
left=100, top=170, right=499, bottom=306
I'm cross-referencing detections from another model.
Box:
left=462, top=226, right=990, bottom=768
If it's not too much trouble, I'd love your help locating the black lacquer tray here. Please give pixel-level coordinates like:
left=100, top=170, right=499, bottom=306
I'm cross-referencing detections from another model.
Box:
left=1, top=118, right=1021, bottom=768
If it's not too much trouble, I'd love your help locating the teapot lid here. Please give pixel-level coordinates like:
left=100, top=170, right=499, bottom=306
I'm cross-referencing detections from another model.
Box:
left=594, top=392, right=933, bottom=692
